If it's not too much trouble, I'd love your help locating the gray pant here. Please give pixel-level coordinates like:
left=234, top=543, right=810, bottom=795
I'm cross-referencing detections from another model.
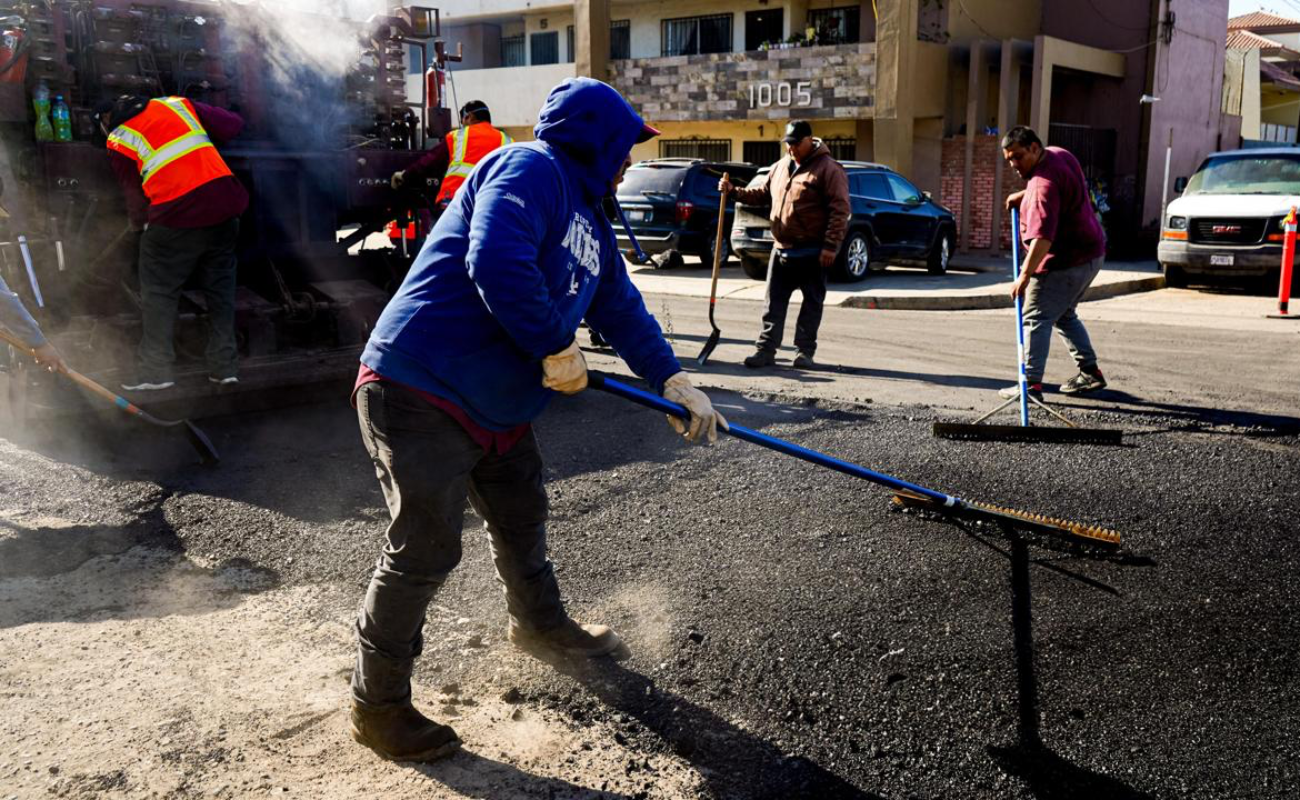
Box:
left=756, top=248, right=827, bottom=357
left=352, top=380, right=565, bottom=707
left=1023, top=256, right=1103, bottom=383
left=137, top=219, right=239, bottom=381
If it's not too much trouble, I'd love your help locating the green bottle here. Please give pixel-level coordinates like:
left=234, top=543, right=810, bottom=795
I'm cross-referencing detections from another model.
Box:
left=52, top=95, right=72, bottom=142
left=33, top=80, right=53, bottom=142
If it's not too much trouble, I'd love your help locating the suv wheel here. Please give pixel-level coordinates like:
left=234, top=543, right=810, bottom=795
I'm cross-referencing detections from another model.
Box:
left=835, top=231, right=872, bottom=282
left=928, top=229, right=954, bottom=275
left=1162, top=262, right=1188, bottom=288
left=699, top=234, right=729, bottom=268
left=740, top=254, right=769, bottom=280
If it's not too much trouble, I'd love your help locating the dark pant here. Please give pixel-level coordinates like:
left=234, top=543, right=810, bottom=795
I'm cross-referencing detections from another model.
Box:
left=137, top=218, right=239, bottom=380
left=352, top=381, right=565, bottom=707
left=756, top=248, right=827, bottom=357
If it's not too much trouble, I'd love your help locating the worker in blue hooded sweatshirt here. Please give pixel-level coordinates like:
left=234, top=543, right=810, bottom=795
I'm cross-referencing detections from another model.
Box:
left=348, top=78, right=727, bottom=763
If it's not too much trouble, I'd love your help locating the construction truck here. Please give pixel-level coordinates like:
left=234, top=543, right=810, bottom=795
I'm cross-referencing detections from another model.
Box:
left=0, top=0, right=459, bottom=423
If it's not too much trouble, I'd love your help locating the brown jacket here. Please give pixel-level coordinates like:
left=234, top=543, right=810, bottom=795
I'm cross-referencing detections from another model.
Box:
left=732, top=141, right=851, bottom=253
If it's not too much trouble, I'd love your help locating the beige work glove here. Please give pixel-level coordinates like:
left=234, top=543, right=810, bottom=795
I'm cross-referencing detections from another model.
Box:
left=541, top=339, right=587, bottom=394
left=662, top=371, right=729, bottom=444
left=390, top=170, right=406, bottom=190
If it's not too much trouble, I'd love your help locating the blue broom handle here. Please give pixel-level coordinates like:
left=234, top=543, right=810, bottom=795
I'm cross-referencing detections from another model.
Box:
left=611, top=197, right=652, bottom=264
left=1011, top=207, right=1030, bottom=427
left=588, top=373, right=961, bottom=509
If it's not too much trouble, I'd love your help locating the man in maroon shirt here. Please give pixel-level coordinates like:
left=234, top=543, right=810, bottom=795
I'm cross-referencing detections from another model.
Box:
left=98, top=94, right=249, bottom=391
left=1001, top=126, right=1109, bottom=400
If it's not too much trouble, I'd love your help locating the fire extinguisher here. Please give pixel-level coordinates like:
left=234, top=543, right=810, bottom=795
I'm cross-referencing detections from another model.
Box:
left=425, top=62, right=444, bottom=111
left=0, top=26, right=28, bottom=85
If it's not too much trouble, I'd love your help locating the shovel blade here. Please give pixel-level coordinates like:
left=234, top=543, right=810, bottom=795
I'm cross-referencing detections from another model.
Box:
left=183, top=420, right=221, bottom=465
left=695, top=329, right=721, bottom=366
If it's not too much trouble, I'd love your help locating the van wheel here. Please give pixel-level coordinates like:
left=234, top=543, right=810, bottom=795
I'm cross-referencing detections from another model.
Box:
left=1162, top=263, right=1188, bottom=288
left=834, top=231, right=871, bottom=282
left=741, top=255, right=769, bottom=280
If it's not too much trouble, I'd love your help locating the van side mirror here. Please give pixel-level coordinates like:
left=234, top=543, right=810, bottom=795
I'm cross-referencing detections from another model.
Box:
left=1174, top=176, right=1188, bottom=194
left=922, top=190, right=933, bottom=201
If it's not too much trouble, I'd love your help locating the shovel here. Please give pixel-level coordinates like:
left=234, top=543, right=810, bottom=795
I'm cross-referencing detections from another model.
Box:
left=696, top=172, right=729, bottom=366
left=0, top=329, right=220, bottom=465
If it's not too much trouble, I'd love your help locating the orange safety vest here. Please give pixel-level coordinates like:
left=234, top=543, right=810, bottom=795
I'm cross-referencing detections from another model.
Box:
left=435, top=121, right=512, bottom=204
left=105, top=97, right=233, bottom=205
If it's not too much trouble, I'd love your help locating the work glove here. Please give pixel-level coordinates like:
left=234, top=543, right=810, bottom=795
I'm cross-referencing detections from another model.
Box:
left=541, top=339, right=587, bottom=394
left=390, top=170, right=406, bottom=190
left=662, top=371, right=729, bottom=444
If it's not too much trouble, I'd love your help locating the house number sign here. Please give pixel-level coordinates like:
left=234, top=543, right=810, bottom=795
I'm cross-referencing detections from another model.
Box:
left=749, top=81, right=813, bottom=109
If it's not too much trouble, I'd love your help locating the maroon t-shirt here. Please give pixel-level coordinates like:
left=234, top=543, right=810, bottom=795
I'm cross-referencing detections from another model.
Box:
left=107, top=101, right=250, bottom=230
left=1019, top=147, right=1107, bottom=273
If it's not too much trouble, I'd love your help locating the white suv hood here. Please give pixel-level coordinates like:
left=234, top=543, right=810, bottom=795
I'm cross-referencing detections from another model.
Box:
left=1167, top=193, right=1300, bottom=220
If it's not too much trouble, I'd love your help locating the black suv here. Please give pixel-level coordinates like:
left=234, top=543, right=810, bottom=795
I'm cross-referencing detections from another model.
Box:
left=615, top=158, right=760, bottom=269
left=730, top=161, right=957, bottom=282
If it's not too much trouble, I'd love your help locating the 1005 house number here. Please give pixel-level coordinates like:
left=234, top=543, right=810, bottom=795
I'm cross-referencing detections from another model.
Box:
left=749, top=81, right=813, bottom=108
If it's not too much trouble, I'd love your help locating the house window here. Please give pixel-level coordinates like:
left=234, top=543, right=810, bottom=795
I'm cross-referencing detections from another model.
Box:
left=661, top=14, right=733, bottom=57
left=501, top=34, right=525, bottom=67
left=611, top=19, right=631, bottom=60
left=659, top=139, right=732, bottom=161
left=531, top=31, right=559, bottom=65
left=566, top=20, right=631, bottom=62
left=807, top=7, right=861, bottom=45
left=566, top=25, right=575, bottom=63
left=823, top=137, right=857, bottom=161
left=743, top=141, right=781, bottom=165
left=744, top=9, right=784, bottom=52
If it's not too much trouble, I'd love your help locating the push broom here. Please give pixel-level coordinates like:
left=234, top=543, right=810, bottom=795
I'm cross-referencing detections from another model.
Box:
left=1, top=329, right=220, bottom=465
left=931, top=208, right=1122, bottom=445
left=590, top=372, right=1120, bottom=549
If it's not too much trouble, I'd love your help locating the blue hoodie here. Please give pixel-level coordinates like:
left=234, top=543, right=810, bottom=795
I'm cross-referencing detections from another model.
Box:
left=361, top=78, right=681, bottom=431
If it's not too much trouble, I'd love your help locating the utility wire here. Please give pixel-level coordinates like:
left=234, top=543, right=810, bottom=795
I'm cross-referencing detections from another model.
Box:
left=955, top=0, right=997, bottom=40
left=1084, top=0, right=1153, bottom=32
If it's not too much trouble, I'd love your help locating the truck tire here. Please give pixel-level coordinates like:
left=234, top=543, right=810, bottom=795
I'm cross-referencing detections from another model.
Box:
left=741, top=254, right=769, bottom=280
left=1162, top=262, right=1188, bottom=288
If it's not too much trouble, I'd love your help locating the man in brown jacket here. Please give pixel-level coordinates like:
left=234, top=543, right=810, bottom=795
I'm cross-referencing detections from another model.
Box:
left=720, top=120, right=850, bottom=368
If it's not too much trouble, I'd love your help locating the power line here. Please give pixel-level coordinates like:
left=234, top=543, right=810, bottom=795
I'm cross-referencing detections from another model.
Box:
left=1084, top=0, right=1153, bottom=32
left=955, top=0, right=997, bottom=40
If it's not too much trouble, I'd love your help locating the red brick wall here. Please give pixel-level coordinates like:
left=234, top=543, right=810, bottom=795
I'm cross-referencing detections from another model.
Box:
left=940, top=135, right=1026, bottom=251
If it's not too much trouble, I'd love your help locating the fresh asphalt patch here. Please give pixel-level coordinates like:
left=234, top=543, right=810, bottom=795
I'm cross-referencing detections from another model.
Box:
left=2, top=385, right=1297, bottom=799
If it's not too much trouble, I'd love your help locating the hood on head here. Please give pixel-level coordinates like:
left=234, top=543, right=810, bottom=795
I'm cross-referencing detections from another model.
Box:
left=533, top=78, right=647, bottom=199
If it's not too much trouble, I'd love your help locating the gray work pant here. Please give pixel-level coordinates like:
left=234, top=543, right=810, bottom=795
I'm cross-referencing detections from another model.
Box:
left=1023, top=256, right=1103, bottom=384
left=352, top=381, right=565, bottom=707
left=137, top=219, right=239, bottom=381
left=756, top=249, right=827, bottom=357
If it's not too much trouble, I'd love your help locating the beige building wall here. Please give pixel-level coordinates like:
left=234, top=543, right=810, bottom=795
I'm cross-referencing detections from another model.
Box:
left=628, top=119, right=859, bottom=163
left=1242, top=48, right=1262, bottom=140
left=947, top=0, right=1041, bottom=42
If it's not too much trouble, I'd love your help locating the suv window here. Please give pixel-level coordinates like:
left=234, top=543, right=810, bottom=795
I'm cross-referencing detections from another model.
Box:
left=620, top=164, right=690, bottom=197
left=885, top=173, right=922, bottom=204
left=852, top=172, right=892, bottom=200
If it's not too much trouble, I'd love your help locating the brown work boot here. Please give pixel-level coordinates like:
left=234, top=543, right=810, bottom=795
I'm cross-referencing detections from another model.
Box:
left=509, top=618, right=624, bottom=660
left=349, top=701, right=462, bottom=763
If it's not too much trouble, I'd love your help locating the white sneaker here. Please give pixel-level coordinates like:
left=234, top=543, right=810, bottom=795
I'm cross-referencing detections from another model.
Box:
left=121, top=378, right=175, bottom=391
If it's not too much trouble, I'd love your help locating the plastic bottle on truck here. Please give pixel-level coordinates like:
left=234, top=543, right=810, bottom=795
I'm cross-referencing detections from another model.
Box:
left=33, top=80, right=53, bottom=141
left=52, top=95, right=72, bottom=142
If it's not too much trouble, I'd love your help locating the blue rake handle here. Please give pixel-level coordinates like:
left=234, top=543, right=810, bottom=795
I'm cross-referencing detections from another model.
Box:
left=587, top=372, right=1124, bottom=548
left=588, top=372, right=960, bottom=509
left=611, top=197, right=655, bottom=266
left=1011, top=207, right=1030, bottom=427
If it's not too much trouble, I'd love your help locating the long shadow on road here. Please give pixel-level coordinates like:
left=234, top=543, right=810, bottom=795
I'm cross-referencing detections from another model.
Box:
left=550, top=658, right=883, bottom=800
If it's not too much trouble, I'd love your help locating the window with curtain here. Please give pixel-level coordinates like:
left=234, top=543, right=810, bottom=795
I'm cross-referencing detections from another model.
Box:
left=661, top=14, right=733, bottom=57
left=501, top=34, right=525, bottom=67
left=566, top=20, right=631, bottom=62
left=807, top=7, right=861, bottom=45
left=531, top=31, right=559, bottom=65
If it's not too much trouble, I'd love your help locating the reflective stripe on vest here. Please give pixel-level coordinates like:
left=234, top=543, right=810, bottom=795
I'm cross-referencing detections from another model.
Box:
left=436, top=123, right=512, bottom=203
left=105, top=97, right=233, bottom=205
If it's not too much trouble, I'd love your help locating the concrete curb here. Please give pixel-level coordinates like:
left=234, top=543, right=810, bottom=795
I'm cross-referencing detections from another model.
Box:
left=839, top=274, right=1168, bottom=311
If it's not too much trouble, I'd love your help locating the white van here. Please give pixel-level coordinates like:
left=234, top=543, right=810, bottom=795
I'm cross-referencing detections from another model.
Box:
left=1157, top=148, right=1300, bottom=287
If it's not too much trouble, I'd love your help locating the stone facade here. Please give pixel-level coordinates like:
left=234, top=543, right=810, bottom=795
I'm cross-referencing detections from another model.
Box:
left=608, top=44, right=876, bottom=123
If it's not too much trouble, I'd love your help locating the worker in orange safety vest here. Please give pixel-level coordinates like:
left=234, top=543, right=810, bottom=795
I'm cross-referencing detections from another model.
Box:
left=386, top=100, right=512, bottom=243
left=98, top=94, right=249, bottom=392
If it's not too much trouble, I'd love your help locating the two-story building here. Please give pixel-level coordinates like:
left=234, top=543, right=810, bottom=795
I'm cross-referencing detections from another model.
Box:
left=406, top=0, right=1234, bottom=254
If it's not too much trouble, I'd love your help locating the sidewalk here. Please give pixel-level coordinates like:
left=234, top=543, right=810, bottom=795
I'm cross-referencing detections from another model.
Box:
left=626, top=253, right=1165, bottom=311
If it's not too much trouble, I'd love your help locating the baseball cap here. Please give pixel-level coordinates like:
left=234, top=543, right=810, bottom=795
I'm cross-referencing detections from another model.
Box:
left=782, top=120, right=813, bottom=144
left=636, top=122, right=661, bottom=143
